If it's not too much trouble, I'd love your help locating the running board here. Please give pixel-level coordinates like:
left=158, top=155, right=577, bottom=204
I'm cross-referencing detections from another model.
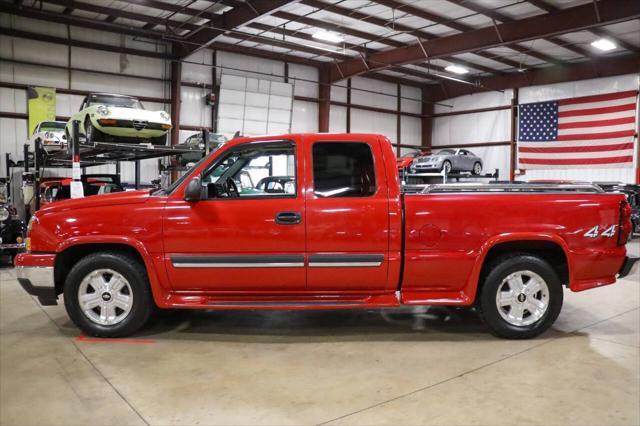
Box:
left=164, top=293, right=400, bottom=310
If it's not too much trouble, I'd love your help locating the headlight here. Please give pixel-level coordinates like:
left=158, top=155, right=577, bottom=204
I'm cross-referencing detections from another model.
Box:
left=160, top=111, right=170, bottom=121
left=96, top=105, right=110, bottom=116
left=0, top=207, right=9, bottom=222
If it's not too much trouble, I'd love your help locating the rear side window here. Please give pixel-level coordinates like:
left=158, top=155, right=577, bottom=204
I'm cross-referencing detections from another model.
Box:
left=312, top=142, right=376, bottom=198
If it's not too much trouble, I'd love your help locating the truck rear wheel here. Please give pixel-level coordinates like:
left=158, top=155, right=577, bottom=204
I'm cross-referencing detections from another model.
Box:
left=478, top=254, right=563, bottom=339
left=63, top=252, right=153, bottom=337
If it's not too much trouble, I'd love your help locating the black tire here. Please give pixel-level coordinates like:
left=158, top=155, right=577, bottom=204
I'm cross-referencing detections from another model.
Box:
left=477, top=253, right=563, bottom=339
left=84, top=117, right=94, bottom=143
left=472, top=162, right=482, bottom=175
left=441, top=160, right=452, bottom=174
left=63, top=252, right=154, bottom=338
left=150, top=134, right=168, bottom=146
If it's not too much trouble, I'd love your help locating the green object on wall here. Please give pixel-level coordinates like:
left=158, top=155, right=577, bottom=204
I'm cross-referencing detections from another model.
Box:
left=27, top=86, right=56, bottom=136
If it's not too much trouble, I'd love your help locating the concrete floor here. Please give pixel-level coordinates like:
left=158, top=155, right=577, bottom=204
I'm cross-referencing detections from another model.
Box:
left=1, top=242, right=638, bottom=426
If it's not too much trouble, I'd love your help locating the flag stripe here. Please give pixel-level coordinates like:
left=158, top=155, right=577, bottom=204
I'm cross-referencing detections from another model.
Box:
left=518, top=142, right=634, bottom=153
left=558, top=109, right=636, bottom=124
left=558, top=90, right=638, bottom=106
left=558, top=96, right=636, bottom=113
left=519, top=156, right=633, bottom=165
left=518, top=149, right=634, bottom=160
left=519, top=137, right=632, bottom=148
left=558, top=102, right=637, bottom=118
left=557, top=129, right=636, bottom=140
left=558, top=116, right=636, bottom=129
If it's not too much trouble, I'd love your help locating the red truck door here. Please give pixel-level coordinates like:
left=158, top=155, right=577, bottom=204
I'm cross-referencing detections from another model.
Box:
left=303, top=135, right=391, bottom=291
left=162, top=138, right=306, bottom=292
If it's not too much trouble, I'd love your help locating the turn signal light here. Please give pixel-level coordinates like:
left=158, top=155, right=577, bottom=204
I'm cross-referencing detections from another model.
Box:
left=16, top=236, right=23, bottom=244
left=25, top=238, right=31, bottom=252
left=98, top=118, right=117, bottom=126
left=161, top=123, right=172, bottom=130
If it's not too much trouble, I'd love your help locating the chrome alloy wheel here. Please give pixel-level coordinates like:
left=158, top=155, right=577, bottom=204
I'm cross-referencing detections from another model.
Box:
left=495, top=270, right=549, bottom=327
left=78, top=269, right=133, bottom=326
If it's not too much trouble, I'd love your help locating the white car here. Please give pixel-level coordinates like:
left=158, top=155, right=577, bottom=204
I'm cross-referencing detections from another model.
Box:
left=65, top=93, right=172, bottom=145
left=29, top=121, right=67, bottom=152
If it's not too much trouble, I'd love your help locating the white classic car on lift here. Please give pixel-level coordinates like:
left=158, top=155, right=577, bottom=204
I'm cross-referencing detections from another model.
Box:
left=29, top=120, right=67, bottom=152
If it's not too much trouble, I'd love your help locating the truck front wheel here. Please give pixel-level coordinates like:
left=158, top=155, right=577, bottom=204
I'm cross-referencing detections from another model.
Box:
left=63, top=252, right=153, bottom=337
left=478, top=254, right=563, bottom=339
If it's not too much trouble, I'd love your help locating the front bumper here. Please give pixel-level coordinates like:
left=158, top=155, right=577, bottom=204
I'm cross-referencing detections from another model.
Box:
left=0, top=242, right=26, bottom=252
left=15, top=253, right=58, bottom=305
left=412, top=163, right=441, bottom=171
left=618, top=256, right=640, bottom=279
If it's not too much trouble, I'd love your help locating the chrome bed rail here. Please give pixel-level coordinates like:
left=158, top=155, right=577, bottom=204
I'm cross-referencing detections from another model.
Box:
left=419, top=183, right=605, bottom=194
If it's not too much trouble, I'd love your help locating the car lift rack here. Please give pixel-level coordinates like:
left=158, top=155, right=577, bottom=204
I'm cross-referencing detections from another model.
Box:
left=401, top=168, right=501, bottom=193
left=17, top=125, right=210, bottom=219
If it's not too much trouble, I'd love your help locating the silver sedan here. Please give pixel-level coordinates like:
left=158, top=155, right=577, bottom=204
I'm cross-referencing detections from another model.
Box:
left=410, top=148, right=483, bottom=175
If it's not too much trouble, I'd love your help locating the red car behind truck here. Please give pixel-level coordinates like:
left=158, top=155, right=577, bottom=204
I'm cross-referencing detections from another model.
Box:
left=15, top=133, right=638, bottom=339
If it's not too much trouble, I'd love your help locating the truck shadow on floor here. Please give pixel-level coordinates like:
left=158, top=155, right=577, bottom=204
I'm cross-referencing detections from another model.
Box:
left=129, top=306, right=508, bottom=343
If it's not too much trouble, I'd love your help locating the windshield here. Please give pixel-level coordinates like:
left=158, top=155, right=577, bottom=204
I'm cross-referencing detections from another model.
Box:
left=39, top=122, right=65, bottom=131
left=162, top=155, right=210, bottom=194
left=89, top=95, right=144, bottom=109
left=437, top=149, right=455, bottom=155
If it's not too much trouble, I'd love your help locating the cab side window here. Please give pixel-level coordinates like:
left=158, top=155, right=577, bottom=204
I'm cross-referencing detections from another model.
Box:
left=202, top=141, right=296, bottom=198
left=312, top=142, right=376, bottom=198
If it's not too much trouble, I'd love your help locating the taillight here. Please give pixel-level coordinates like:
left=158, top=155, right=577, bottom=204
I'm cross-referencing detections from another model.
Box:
left=618, top=200, right=632, bottom=245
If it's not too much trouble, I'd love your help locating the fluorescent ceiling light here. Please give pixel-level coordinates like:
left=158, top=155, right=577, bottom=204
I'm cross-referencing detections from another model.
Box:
left=312, top=30, right=344, bottom=44
left=591, top=38, right=616, bottom=51
left=445, top=64, right=469, bottom=75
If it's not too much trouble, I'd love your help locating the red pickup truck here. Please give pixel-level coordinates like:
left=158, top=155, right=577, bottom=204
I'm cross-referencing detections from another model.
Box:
left=15, top=133, right=638, bottom=339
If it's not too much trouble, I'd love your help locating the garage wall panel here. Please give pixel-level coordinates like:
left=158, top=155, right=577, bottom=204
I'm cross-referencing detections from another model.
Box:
left=351, top=108, right=397, bottom=144
left=401, top=85, right=421, bottom=115
left=433, top=109, right=510, bottom=146
left=71, top=71, right=168, bottom=100
left=329, top=105, right=347, bottom=133
left=216, top=51, right=284, bottom=82
left=288, top=63, right=318, bottom=98
left=351, top=77, right=396, bottom=110
left=71, top=47, right=167, bottom=80
left=291, top=100, right=318, bottom=133
left=400, top=115, right=421, bottom=154
left=180, top=85, right=211, bottom=128
left=182, top=50, right=213, bottom=85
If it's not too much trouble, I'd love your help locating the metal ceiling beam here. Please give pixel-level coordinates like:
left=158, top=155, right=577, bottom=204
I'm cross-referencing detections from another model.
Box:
left=367, top=0, right=527, bottom=68
left=207, top=41, right=427, bottom=88
left=271, top=9, right=503, bottom=78
left=447, top=0, right=595, bottom=62
left=300, top=0, right=511, bottom=74
left=221, top=30, right=444, bottom=83
left=175, top=0, right=298, bottom=58
left=425, top=54, right=640, bottom=101
left=525, top=0, right=639, bottom=53
left=120, top=0, right=220, bottom=22
left=0, top=27, right=169, bottom=59
left=39, top=0, right=195, bottom=35
left=0, top=2, right=166, bottom=40
left=328, top=0, right=640, bottom=81
left=245, top=22, right=459, bottom=83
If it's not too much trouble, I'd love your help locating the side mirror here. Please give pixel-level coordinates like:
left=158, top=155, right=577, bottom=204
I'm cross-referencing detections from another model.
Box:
left=184, top=176, right=202, bottom=202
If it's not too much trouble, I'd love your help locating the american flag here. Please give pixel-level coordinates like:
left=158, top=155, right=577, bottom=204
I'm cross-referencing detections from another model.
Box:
left=518, top=90, right=638, bottom=169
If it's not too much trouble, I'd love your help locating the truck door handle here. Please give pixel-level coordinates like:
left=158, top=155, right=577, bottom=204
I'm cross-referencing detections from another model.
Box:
left=275, top=212, right=301, bottom=225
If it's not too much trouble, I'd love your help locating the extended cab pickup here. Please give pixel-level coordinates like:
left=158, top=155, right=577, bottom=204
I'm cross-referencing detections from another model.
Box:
left=15, top=133, right=639, bottom=339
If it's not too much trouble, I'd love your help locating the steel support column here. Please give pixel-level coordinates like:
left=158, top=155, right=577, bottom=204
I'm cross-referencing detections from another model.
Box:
left=421, top=87, right=433, bottom=152
left=510, top=88, right=519, bottom=181
left=170, top=58, right=181, bottom=183
left=318, top=65, right=331, bottom=132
